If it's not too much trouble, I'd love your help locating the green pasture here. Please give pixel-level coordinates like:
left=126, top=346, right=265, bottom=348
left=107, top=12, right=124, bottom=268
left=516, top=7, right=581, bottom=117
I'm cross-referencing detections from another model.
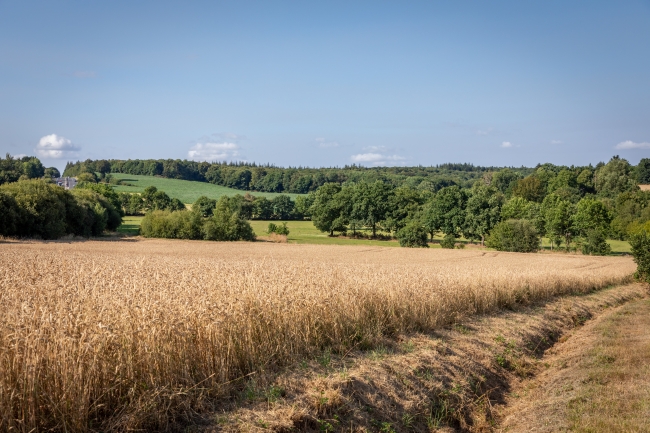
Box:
left=110, top=173, right=303, bottom=204
left=116, top=216, right=631, bottom=253
left=249, top=220, right=403, bottom=247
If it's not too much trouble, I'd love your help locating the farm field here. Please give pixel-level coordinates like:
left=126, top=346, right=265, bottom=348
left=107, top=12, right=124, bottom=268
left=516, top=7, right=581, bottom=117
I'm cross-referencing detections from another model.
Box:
left=0, top=239, right=636, bottom=432
left=110, top=173, right=303, bottom=203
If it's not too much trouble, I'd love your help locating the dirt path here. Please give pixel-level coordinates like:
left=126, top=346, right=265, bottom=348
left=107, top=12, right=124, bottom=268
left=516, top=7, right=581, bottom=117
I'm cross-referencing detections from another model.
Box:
left=498, top=296, right=650, bottom=432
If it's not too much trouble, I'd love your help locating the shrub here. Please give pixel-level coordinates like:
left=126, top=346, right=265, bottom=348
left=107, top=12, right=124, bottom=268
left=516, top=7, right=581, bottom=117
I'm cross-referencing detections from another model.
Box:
left=140, top=210, right=203, bottom=240
left=440, top=233, right=456, bottom=249
left=267, top=222, right=290, bottom=236
left=0, top=180, right=69, bottom=239
left=580, top=229, right=611, bottom=256
left=396, top=222, right=428, bottom=248
left=629, top=231, right=650, bottom=283
left=203, top=211, right=255, bottom=241
left=486, top=219, right=540, bottom=253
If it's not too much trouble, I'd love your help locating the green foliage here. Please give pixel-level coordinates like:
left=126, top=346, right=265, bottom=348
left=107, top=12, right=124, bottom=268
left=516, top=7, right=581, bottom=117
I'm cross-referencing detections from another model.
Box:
left=629, top=231, right=650, bottom=283
left=540, top=194, right=575, bottom=249
left=422, top=186, right=468, bottom=237
left=511, top=176, right=545, bottom=202
left=65, top=158, right=533, bottom=194
left=580, top=230, right=612, bottom=256
left=0, top=154, right=45, bottom=185
left=203, top=198, right=256, bottom=241
left=140, top=210, right=203, bottom=239
left=267, top=222, right=290, bottom=235
left=501, top=197, right=538, bottom=221
left=193, top=196, right=217, bottom=217
left=309, top=183, right=347, bottom=236
left=70, top=188, right=122, bottom=232
left=572, top=198, right=612, bottom=236
left=43, top=167, right=61, bottom=178
left=141, top=197, right=256, bottom=242
left=270, top=194, right=295, bottom=219
left=350, top=181, right=393, bottom=237
left=396, top=222, right=428, bottom=248
left=77, top=182, right=124, bottom=218
left=0, top=191, right=19, bottom=236
left=637, top=158, right=650, bottom=184
left=440, top=233, right=457, bottom=249
left=492, top=168, right=524, bottom=196
left=464, top=183, right=504, bottom=244
left=486, top=219, right=540, bottom=252
left=0, top=179, right=120, bottom=239
left=594, top=156, right=637, bottom=198
left=77, top=172, right=98, bottom=183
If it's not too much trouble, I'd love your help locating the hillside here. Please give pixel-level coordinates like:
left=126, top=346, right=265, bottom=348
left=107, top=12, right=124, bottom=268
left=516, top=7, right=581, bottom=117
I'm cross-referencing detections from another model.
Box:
left=110, top=173, right=303, bottom=204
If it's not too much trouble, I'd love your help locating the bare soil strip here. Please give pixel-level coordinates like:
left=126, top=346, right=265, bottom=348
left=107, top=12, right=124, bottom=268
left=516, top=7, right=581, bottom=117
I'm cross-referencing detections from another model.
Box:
left=497, top=293, right=650, bottom=433
left=200, top=283, right=647, bottom=432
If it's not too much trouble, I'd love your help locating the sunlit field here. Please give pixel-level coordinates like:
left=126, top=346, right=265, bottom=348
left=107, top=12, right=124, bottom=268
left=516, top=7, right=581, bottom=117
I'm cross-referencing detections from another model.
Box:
left=0, top=240, right=635, bottom=432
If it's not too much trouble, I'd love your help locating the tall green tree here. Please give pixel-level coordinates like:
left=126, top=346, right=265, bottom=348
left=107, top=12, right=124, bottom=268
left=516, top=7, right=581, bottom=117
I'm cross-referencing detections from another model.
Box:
left=464, top=183, right=504, bottom=245
left=594, top=156, right=637, bottom=198
left=637, top=158, right=650, bottom=184
left=350, top=181, right=393, bottom=237
left=309, top=183, right=347, bottom=236
left=422, top=186, right=468, bottom=239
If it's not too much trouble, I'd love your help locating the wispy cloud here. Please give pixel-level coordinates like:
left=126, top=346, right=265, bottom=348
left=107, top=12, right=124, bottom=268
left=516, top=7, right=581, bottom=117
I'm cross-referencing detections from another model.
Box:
left=476, top=127, right=494, bottom=136
left=501, top=141, right=513, bottom=148
left=551, top=139, right=562, bottom=144
left=350, top=146, right=406, bottom=166
left=615, top=140, right=650, bottom=150
left=315, top=137, right=340, bottom=148
left=188, top=133, right=245, bottom=161
left=35, top=134, right=80, bottom=159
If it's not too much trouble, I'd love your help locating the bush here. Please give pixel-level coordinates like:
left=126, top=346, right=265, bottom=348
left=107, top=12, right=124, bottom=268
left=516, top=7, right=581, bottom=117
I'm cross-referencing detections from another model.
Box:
left=203, top=212, right=255, bottom=241
left=580, top=229, right=611, bottom=256
left=0, top=180, right=69, bottom=239
left=140, top=210, right=203, bottom=240
left=396, top=222, right=428, bottom=248
left=630, top=231, right=650, bottom=283
left=440, top=233, right=456, bottom=249
left=486, top=219, right=540, bottom=253
left=267, top=222, right=290, bottom=236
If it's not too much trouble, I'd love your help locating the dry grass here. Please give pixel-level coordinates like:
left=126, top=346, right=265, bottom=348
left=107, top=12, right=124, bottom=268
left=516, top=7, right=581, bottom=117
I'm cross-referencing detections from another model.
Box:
left=0, top=240, right=636, bottom=432
left=499, top=296, right=650, bottom=432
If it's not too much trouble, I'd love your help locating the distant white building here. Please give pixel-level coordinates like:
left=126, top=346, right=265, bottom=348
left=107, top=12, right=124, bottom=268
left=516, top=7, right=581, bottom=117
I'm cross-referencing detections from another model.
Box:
left=54, top=177, right=77, bottom=190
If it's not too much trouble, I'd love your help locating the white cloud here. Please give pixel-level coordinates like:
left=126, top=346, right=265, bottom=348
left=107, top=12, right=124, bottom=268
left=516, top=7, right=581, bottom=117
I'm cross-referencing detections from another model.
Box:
left=501, top=141, right=513, bottom=148
left=350, top=152, right=406, bottom=166
left=551, top=139, right=562, bottom=144
left=35, top=134, right=80, bottom=159
left=615, top=140, right=650, bottom=150
left=188, top=142, right=241, bottom=161
left=315, top=137, right=340, bottom=148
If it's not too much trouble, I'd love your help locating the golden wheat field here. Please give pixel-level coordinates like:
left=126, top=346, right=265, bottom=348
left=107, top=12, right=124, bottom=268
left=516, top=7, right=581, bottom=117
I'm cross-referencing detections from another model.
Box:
left=0, top=240, right=636, bottom=432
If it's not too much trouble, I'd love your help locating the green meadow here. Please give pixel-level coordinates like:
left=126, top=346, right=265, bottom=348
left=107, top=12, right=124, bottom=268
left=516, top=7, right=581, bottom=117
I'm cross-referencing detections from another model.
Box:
left=117, top=217, right=631, bottom=253
left=110, top=173, right=303, bottom=204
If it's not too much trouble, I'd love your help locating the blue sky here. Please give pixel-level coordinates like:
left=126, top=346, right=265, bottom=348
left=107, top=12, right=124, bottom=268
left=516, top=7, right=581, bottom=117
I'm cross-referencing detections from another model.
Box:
left=1, top=1, right=649, bottom=171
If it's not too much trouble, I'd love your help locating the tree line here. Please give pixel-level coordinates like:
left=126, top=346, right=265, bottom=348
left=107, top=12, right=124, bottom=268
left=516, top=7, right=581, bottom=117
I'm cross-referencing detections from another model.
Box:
left=0, top=180, right=122, bottom=239
left=0, top=153, right=60, bottom=185
left=63, top=158, right=535, bottom=193
left=301, top=156, right=650, bottom=254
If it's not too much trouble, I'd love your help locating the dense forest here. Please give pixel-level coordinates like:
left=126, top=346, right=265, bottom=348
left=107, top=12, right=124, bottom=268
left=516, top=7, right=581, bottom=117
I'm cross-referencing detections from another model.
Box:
left=63, top=158, right=536, bottom=193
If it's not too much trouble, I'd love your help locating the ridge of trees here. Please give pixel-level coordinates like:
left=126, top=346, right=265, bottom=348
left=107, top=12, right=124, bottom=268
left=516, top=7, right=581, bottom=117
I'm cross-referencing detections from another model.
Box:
left=62, top=158, right=538, bottom=194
